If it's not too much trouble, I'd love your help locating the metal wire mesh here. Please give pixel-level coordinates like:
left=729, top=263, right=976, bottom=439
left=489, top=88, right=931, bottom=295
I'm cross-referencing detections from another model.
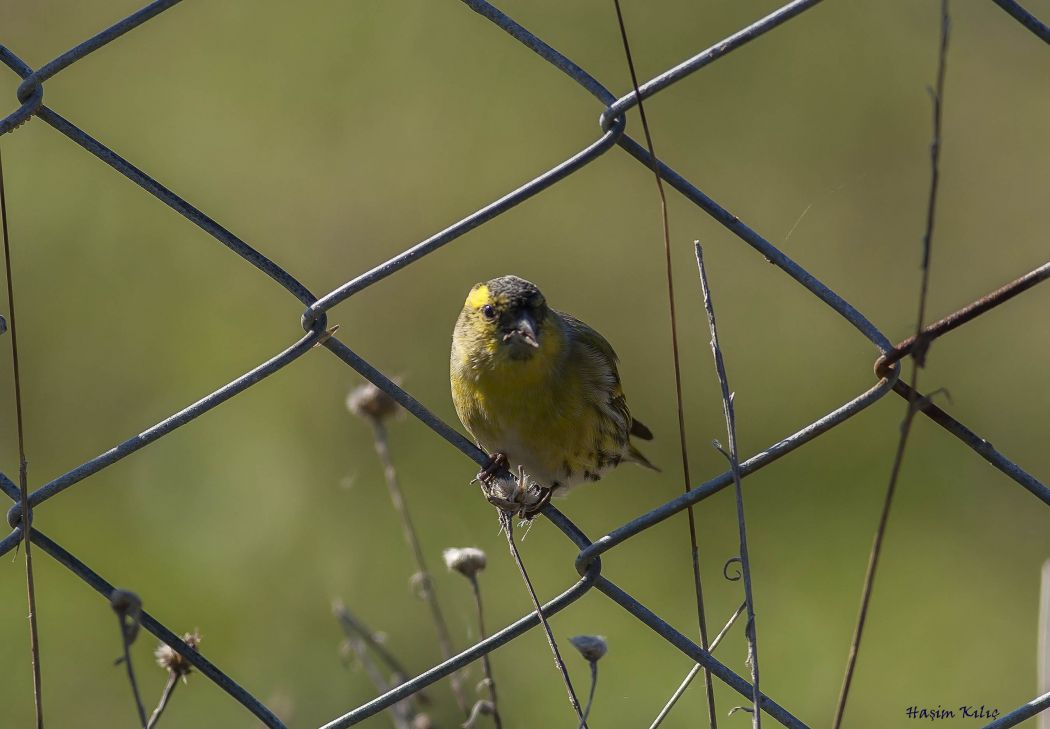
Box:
left=2, top=1, right=1048, bottom=727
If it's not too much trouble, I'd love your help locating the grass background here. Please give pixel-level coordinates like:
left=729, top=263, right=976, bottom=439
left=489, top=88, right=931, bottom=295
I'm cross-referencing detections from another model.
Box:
left=1, top=0, right=1048, bottom=726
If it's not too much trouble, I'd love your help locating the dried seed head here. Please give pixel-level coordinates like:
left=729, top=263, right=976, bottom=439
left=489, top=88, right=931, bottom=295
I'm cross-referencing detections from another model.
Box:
left=347, top=382, right=400, bottom=422
left=110, top=588, right=142, bottom=615
left=443, top=547, right=487, bottom=578
left=110, top=589, right=143, bottom=644
left=155, top=629, right=202, bottom=681
left=569, top=634, right=608, bottom=663
left=409, top=571, right=432, bottom=599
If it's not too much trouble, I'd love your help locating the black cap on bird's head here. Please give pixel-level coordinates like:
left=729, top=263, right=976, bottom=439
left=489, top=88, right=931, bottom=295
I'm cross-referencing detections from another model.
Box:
left=463, top=275, right=549, bottom=359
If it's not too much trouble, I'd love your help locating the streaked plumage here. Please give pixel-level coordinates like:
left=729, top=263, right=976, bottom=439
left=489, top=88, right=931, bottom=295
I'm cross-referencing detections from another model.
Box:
left=450, top=275, right=656, bottom=497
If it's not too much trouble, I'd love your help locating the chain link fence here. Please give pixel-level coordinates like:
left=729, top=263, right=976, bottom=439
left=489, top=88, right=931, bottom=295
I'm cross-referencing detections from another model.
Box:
left=2, top=1, right=1048, bottom=727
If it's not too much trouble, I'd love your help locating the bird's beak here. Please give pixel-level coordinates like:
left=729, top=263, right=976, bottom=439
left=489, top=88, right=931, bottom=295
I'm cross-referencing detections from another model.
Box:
left=502, top=312, right=539, bottom=348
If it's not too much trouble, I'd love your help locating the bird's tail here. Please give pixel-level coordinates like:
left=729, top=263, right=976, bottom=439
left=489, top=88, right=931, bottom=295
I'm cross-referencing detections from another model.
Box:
left=627, top=443, right=660, bottom=472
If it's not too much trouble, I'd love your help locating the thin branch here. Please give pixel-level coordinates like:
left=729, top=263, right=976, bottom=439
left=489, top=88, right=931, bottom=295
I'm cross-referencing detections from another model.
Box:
left=499, top=509, right=586, bottom=726
left=1, top=140, right=44, bottom=729
left=149, top=630, right=200, bottom=729
left=579, top=660, right=598, bottom=729
left=145, top=673, right=178, bottom=729
left=468, top=574, right=503, bottom=728
left=343, top=632, right=412, bottom=729
left=650, top=602, right=747, bottom=729
left=609, top=2, right=717, bottom=725
left=695, top=244, right=761, bottom=728
left=333, top=600, right=418, bottom=729
left=111, top=590, right=147, bottom=727
left=1040, top=560, right=1050, bottom=729
left=833, top=3, right=950, bottom=726
left=370, top=417, right=468, bottom=715
left=331, top=599, right=428, bottom=705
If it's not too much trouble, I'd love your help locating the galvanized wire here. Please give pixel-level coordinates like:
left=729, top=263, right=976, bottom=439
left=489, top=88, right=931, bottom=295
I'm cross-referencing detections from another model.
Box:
left=1, top=1, right=1049, bottom=727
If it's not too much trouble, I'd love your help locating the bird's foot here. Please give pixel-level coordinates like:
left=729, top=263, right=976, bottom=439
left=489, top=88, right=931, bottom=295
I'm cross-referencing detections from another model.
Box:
left=481, top=464, right=549, bottom=520
left=473, top=452, right=510, bottom=487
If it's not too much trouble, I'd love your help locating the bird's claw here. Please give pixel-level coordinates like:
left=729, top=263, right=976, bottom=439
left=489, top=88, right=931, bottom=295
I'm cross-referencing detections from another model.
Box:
left=474, top=452, right=510, bottom=486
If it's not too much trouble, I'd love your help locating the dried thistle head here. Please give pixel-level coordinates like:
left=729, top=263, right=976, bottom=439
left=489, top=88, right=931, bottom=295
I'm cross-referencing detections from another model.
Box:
left=110, top=588, right=142, bottom=644
left=347, top=381, right=400, bottom=422
left=569, top=634, right=607, bottom=663
left=409, top=571, right=433, bottom=600
left=443, top=547, right=487, bottom=578
left=155, top=629, right=202, bottom=682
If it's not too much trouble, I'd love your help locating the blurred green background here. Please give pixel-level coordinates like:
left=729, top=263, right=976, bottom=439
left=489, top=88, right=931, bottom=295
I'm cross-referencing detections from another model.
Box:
left=1, top=0, right=1048, bottom=727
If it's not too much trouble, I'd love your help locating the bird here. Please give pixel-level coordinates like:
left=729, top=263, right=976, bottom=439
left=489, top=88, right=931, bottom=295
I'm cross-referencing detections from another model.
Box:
left=450, top=274, right=657, bottom=513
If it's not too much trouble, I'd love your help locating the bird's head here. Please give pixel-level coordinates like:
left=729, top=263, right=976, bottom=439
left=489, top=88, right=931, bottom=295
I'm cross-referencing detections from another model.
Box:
left=455, top=275, right=551, bottom=363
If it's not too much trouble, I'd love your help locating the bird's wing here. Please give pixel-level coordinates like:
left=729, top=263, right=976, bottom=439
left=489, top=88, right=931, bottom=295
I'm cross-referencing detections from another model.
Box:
left=557, top=311, right=620, bottom=365
left=558, top=310, right=636, bottom=430
left=558, top=311, right=656, bottom=443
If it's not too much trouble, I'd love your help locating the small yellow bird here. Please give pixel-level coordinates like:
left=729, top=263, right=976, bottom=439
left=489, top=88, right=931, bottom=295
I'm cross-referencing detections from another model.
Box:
left=450, top=275, right=657, bottom=511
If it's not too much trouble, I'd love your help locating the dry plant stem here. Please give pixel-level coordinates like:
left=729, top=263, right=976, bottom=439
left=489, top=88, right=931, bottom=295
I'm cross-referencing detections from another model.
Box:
left=832, top=4, right=950, bottom=727
left=695, top=244, right=761, bottom=728
left=498, top=511, right=587, bottom=727
left=609, top=2, right=717, bottom=725
left=1040, top=560, right=1050, bottom=729
left=578, top=661, right=598, bottom=729
left=333, top=602, right=420, bottom=726
left=345, top=634, right=412, bottom=729
left=467, top=574, right=503, bottom=729
left=331, top=600, right=428, bottom=705
left=370, top=419, right=468, bottom=715
left=1, top=145, right=44, bottom=729
left=145, top=673, right=178, bottom=729
left=651, top=602, right=747, bottom=729
left=116, top=615, right=148, bottom=728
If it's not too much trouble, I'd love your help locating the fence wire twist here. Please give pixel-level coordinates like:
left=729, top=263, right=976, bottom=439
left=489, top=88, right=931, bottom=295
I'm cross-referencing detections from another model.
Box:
left=2, top=1, right=1049, bottom=727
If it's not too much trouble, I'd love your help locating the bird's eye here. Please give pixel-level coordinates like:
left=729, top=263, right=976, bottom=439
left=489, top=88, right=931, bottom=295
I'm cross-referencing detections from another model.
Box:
left=481, top=304, right=496, bottom=320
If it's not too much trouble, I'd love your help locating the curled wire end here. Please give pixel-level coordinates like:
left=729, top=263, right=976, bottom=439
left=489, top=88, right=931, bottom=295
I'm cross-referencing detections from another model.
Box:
left=727, top=705, right=755, bottom=716
left=723, top=556, right=742, bottom=582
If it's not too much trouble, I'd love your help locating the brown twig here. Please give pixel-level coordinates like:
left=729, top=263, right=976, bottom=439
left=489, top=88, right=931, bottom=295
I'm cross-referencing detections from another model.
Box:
left=833, top=3, right=950, bottom=726
left=111, top=589, right=147, bottom=727
left=331, top=599, right=429, bottom=707
left=609, top=3, right=717, bottom=724
left=467, top=574, right=502, bottom=728
left=340, top=626, right=412, bottom=729
left=1, top=140, right=44, bottom=729
left=498, top=507, right=586, bottom=726
left=145, top=673, right=178, bottom=729
left=650, top=602, right=747, bottom=729
left=349, top=382, right=468, bottom=716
